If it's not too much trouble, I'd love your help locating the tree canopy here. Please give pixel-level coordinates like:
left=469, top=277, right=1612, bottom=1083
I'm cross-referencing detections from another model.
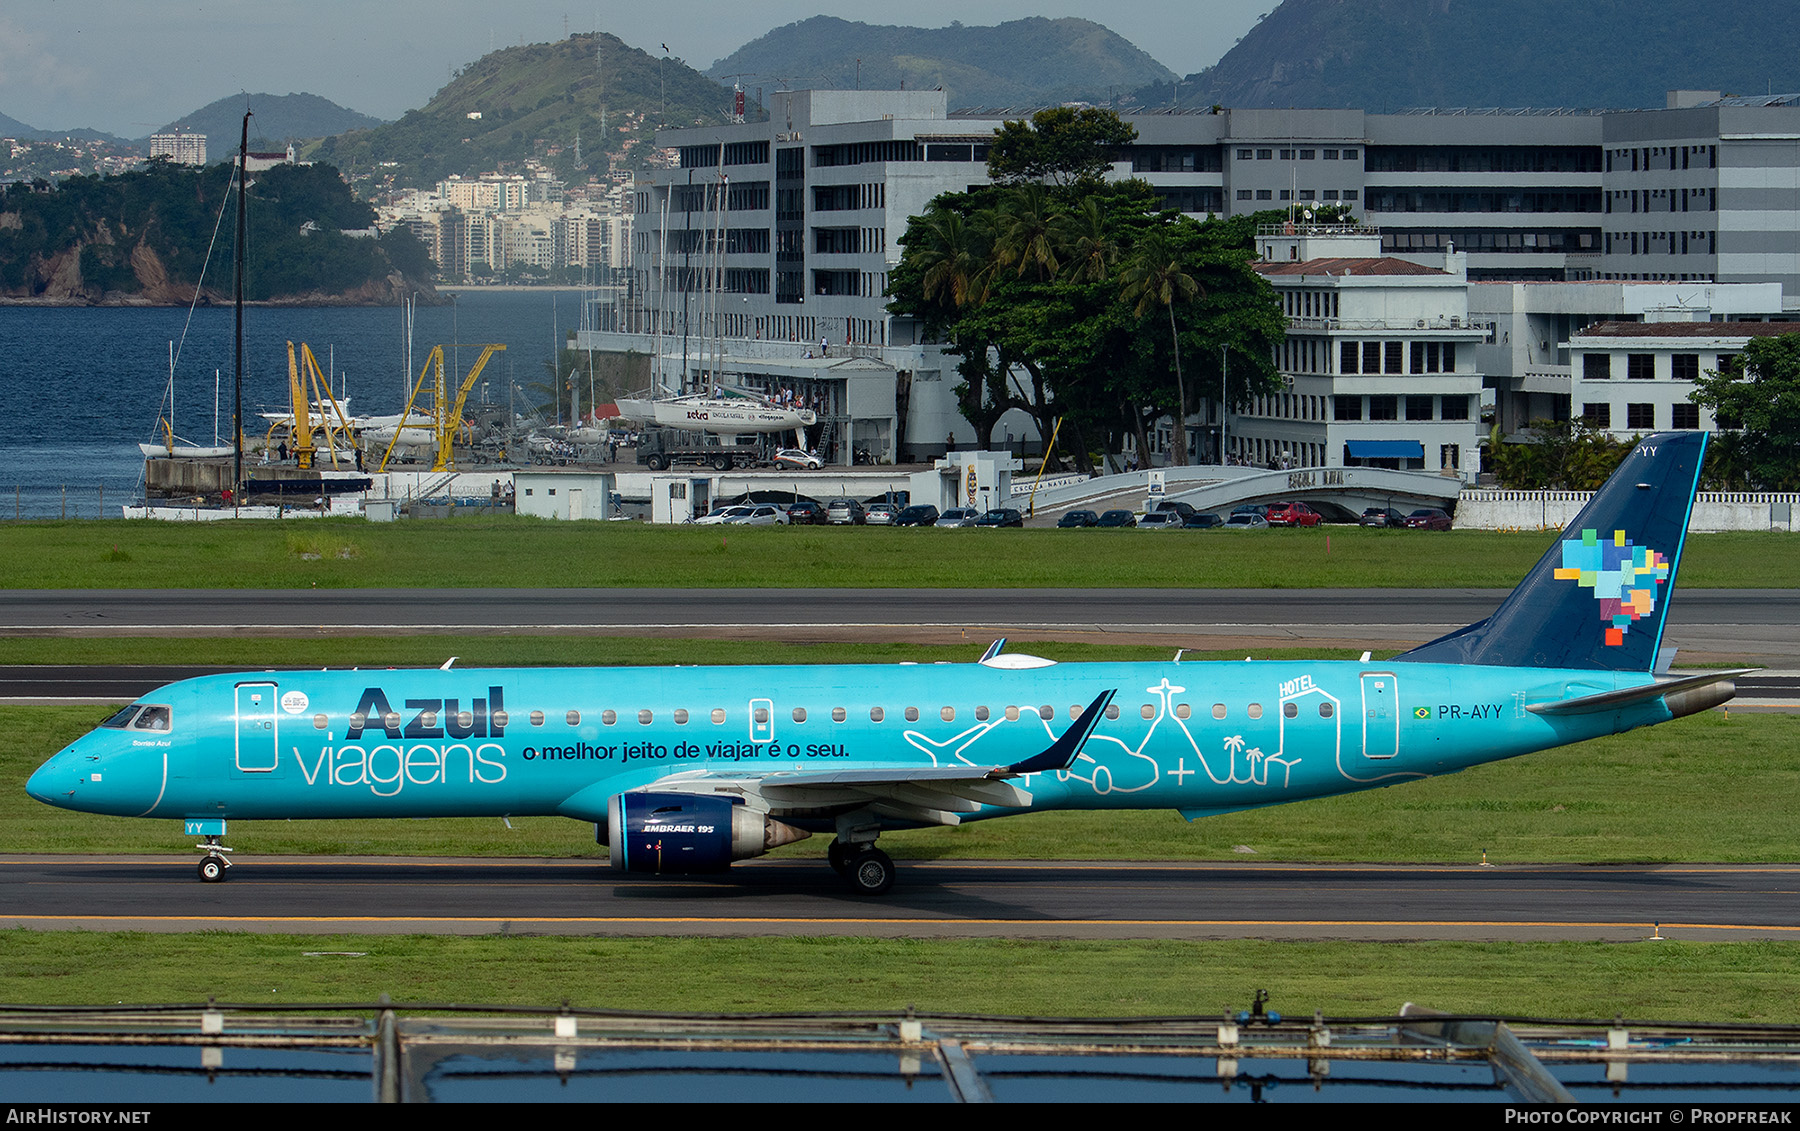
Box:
left=888, top=177, right=1285, bottom=471
left=986, top=107, right=1138, bottom=189
left=1691, top=334, right=1800, bottom=490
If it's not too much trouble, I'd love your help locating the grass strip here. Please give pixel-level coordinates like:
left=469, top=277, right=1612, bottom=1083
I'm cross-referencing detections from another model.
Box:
left=2, top=519, right=1793, bottom=589
left=1, top=933, right=1795, bottom=1022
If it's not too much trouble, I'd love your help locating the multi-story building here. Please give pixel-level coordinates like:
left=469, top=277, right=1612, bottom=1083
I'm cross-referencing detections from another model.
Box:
left=578, top=88, right=1800, bottom=466
left=1565, top=320, right=1794, bottom=440
left=148, top=130, right=206, bottom=166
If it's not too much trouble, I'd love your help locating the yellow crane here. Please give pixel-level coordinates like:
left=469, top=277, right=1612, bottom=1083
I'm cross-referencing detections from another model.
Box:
left=280, top=342, right=358, bottom=470
left=378, top=343, right=506, bottom=472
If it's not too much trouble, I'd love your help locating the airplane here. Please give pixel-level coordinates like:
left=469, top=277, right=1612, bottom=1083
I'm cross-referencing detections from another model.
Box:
left=26, top=431, right=1741, bottom=896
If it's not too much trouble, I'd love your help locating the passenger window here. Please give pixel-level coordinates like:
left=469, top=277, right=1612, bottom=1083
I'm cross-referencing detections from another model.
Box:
left=1248, top=704, right=1263, bottom=720
left=529, top=711, right=545, bottom=727
left=638, top=709, right=653, bottom=725
left=1069, top=705, right=1082, bottom=720
left=793, top=707, right=808, bottom=723
left=492, top=710, right=510, bottom=728
left=383, top=712, right=402, bottom=730
left=1319, top=702, right=1334, bottom=718
left=674, top=709, right=689, bottom=725
left=754, top=707, right=769, bottom=724
left=419, top=712, right=438, bottom=730
left=455, top=711, right=473, bottom=729
left=597, top=711, right=612, bottom=726
left=348, top=712, right=367, bottom=730
left=1105, top=704, right=1120, bottom=720
left=940, top=706, right=955, bottom=722
left=1039, top=705, right=1054, bottom=721
left=1283, top=702, right=1298, bottom=718
left=1212, top=704, right=1227, bottom=719
left=905, top=707, right=919, bottom=722
left=1175, top=704, right=1191, bottom=720
left=1004, top=706, right=1020, bottom=722
left=1140, top=704, right=1155, bottom=720
left=832, top=707, right=846, bottom=723
left=975, top=706, right=989, bottom=721
left=313, top=714, right=329, bottom=730
left=711, top=708, right=726, bottom=724
left=870, top=707, right=885, bottom=722
left=570, top=710, right=586, bottom=726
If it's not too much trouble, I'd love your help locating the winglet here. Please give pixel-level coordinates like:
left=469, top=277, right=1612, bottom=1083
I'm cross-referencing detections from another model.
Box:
left=980, top=638, right=1007, bottom=662
left=1001, top=689, right=1116, bottom=776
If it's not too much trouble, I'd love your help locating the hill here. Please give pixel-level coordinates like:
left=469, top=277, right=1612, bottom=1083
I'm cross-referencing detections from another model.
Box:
left=311, top=32, right=734, bottom=191
left=0, top=161, right=435, bottom=305
left=1166, top=0, right=1800, bottom=111
left=708, top=16, right=1174, bottom=111
left=148, top=93, right=386, bottom=153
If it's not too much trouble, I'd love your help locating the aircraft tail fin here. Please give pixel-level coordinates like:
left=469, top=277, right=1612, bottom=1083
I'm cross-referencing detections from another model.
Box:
left=1394, top=431, right=1706, bottom=672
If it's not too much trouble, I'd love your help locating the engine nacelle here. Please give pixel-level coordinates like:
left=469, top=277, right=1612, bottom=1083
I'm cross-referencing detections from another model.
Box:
left=605, top=792, right=810, bottom=873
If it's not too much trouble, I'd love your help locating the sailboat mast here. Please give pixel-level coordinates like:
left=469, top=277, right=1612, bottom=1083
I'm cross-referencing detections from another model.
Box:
left=233, top=110, right=250, bottom=504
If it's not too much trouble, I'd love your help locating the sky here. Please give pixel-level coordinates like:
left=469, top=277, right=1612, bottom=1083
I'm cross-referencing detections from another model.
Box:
left=1, top=1, right=1271, bottom=137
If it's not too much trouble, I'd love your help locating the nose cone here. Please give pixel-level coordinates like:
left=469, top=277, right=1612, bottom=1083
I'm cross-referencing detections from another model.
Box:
left=26, top=735, right=166, bottom=817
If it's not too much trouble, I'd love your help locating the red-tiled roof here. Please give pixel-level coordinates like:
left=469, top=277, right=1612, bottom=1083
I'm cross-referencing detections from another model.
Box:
left=1577, top=321, right=1800, bottom=338
left=1255, top=257, right=1448, bottom=277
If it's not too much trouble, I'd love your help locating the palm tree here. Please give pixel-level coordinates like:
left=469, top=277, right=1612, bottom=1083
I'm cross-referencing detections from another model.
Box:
left=1054, top=197, right=1116, bottom=285
left=992, top=183, right=1062, bottom=282
left=1119, top=234, right=1200, bottom=466
left=915, top=209, right=994, bottom=310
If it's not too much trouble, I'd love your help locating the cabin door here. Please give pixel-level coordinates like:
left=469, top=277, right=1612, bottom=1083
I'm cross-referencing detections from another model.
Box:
left=234, top=681, right=280, bottom=773
left=1359, top=671, right=1400, bottom=760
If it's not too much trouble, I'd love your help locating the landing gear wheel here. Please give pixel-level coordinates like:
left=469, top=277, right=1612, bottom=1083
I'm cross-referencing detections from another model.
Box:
left=845, top=848, right=894, bottom=896
left=827, top=840, right=854, bottom=876
left=198, top=855, right=227, bottom=883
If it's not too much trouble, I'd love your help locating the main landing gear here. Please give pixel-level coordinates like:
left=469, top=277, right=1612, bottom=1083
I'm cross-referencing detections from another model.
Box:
left=828, top=839, right=894, bottom=896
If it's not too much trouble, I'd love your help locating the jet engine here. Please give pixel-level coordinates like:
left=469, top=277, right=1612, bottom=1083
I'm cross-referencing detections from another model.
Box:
left=604, top=792, right=810, bottom=873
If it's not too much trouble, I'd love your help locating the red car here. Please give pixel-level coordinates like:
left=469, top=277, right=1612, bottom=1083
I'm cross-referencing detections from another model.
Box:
left=1264, top=501, right=1322, bottom=527
left=1404, top=508, right=1453, bottom=531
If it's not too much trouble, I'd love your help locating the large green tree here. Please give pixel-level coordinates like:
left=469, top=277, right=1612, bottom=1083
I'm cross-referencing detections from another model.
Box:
left=1690, top=334, right=1800, bottom=490
left=888, top=178, right=1284, bottom=471
left=986, top=107, right=1138, bottom=189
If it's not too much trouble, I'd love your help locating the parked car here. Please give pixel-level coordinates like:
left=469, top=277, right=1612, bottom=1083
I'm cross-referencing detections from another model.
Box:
left=1145, top=499, right=1199, bottom=522
left=1223, top=512, right=1270, bottom=530
left=1265, top=501, right=1322, bottom=527
left=865, top=502, right=899, bottom=525
left=772, top=448, right=823, bottom=470
left=825, top=498, right=866, bottom=525
left=893, top=504, right=940, bottom=526
left=1404, top=508, right=1453, bottom=531
left=693, top=505, right=752, bottom=525
left=1137, top=511, right=1184, bottom=530
left=1095, top=509, right=1138, bottom=528
left=1232, top=504, right=1271, bottom=519
left=726, top=503, right=790, bottom=526
left=786, top=500, right=827, bottom=525
left=1182, top=512, right=1225, bottom=529
left=1359, top=507, right=1405, bottom=528
left=973, top=507, right=1024, bottom=527
left=935, top=507, right=981, bottom=527
left=1057, top=510, right=1099, bottom=528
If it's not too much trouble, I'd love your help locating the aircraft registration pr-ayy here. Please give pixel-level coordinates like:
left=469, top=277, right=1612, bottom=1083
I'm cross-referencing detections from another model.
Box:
left=27, top=432, right=1742, bottom=895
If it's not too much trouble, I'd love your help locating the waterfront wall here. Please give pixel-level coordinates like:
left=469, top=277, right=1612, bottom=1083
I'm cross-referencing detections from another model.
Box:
left=1456, top=490, right=1799, bottom=533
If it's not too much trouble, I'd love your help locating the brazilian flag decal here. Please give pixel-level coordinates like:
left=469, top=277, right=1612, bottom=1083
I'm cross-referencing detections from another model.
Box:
left=1413, top=706, right=1430, bottom=719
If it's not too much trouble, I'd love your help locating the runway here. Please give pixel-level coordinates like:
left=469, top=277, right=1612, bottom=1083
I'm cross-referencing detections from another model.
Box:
left=3, top=856, right=1795, bottom=942
left=3, top=586, right=1797, bottom=663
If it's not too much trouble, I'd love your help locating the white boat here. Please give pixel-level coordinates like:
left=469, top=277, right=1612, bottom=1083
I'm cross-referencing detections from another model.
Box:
left=139, top=441, right=235, bottom=459
left=613, top=390, right=815, bottom=435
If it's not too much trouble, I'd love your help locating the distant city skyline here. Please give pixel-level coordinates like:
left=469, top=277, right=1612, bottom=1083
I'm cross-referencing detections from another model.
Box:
left=0, top=1, right=1267, bottom=138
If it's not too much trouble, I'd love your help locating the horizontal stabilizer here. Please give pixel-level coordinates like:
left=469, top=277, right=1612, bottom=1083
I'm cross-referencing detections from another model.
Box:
left=1526, top=670, right=1748, bottom=717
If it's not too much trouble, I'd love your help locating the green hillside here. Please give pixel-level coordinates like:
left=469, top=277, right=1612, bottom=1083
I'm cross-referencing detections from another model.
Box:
left=710, top=16, right=1174, bottom=111
left=150, top=93, right=386, bottom=154
left=1164, top=0, right=1800, bottom=111
left=311, top=32, right=735, bottom=191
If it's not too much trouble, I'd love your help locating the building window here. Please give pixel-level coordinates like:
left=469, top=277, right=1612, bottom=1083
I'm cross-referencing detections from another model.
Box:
left=1627, top=354, right=1655, bottom=380
left=1406, top=395, right=1434, bottom=421
left=1384, top=341, right=1404, bottom=373
left=1340, top=341, right=1359, bottom=373
left=1440, top=396, right=1470, bottom=420
left=1237, top=189, right=1253, bottom=200
left=1369, top=395, right=1398, bottom=421
left=1671, top=354, right=1699, bottom=382
left=1583, top=354, right=1611, bottom=381
left=1256, top=189, right=1272, bottom=200
left=1238, top=148, right=1254, bottom=159
left=1627, top=403, right=1656, bottom=430
left=1257, top=149, right=1273, bottom=160
left=1334, top=396, right=1362, bottom=421
left=1583, top=403, right=1612, bottom=428
left=1299, top=149, right=1315, bottom=160
left=1672, top=403, right=1700, bottom=429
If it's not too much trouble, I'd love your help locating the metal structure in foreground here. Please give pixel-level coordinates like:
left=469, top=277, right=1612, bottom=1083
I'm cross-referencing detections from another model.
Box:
left=4, top=1001, right=1800, bottom=1103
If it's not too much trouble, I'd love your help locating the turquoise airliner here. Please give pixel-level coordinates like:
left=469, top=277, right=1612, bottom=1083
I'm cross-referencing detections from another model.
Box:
left=27, top=432, right=1738, bottom=895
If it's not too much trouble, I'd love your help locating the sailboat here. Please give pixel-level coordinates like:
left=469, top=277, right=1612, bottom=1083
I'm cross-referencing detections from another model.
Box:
left=140, top=344, right=233, bottom=458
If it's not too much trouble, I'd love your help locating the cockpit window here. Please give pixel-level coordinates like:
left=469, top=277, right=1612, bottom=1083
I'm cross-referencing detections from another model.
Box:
left=133, top=705, right=172, bottom=731
left=100, top=705, right=142, bottom=729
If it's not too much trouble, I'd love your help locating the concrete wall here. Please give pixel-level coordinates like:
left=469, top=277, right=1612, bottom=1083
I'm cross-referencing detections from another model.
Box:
left=1456, top=489, right=1799, bottom=532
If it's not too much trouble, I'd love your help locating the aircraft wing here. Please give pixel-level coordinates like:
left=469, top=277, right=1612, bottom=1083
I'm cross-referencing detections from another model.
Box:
left=563, top=689, right=1117, bottom=827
